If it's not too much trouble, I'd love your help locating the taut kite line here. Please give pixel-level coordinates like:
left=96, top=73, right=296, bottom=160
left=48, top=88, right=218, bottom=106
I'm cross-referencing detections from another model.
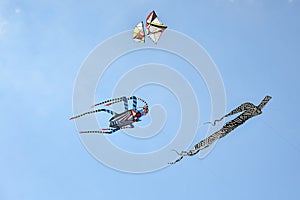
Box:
left=169, top=95, right=272, bottom=164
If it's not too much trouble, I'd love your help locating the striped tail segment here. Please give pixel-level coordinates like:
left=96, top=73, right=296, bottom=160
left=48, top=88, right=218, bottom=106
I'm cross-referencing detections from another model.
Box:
left=79, top=128, right=117, bottom=134
left=70, top=109, right=114, bottom=120
left=79, top=125, right=135, bottom=134
left=137, top=97, right=149, bottom=115
left=91, top=96, right=131, bottom=108
left=91, top=98, right=119, bottom=108
left=122, top=96, right=128, bottom=110
left=91, top=96, right=149, bottom=113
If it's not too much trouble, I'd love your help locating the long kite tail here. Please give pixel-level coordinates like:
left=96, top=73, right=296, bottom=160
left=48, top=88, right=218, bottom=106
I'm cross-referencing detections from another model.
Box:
left=91, top=96, right=137, bottom=108
left=79, top=125, right=135, bottom=134
left=79, top=128, right=117, bottom=134
left=168, top=156, right=184, bottom=165
left=91, top=96, right=149, bottom=113
left=168, top=150, right=186, bottom=164
left=69, top=109, right=115, bottom=120
left=205, top=102, right=258, bottom=126
left=91, top=97, right=126, bottom=108
left=257, top=95, right=272, bottom=110
left=168, top=138, right=213, bottom=164
left=133, top=96, right=149, bottom=116
left=136, top=97, right=148, bottom=110
left=80, top=130, right=112, bottom=134
left=169, top=146, right=207, bottom=164
left=170, top=96, right=272, bottom=165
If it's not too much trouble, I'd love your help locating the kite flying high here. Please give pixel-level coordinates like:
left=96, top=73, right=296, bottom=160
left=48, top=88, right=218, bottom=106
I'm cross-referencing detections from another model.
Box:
left=133, top=10, right=167, bottom=44
left=133, top=21, right=145, bottom=44
left=169, top=95, right=272, bottom=164
left=70, top=96, right=149, bottom=134
left=146, top=10, right=167, bottom=44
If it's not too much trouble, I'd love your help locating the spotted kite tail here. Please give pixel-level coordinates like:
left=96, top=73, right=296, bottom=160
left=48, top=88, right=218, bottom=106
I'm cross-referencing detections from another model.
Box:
left=168, top=156, right=184, bottom=165
left=91, top=96, right=148, bottom=110
left=91, top=97, right=122, bottom=108
left=79, top=128, right=119, bottom=134
left=168, top=150, right=201, bottom=164
left=80, top=130, right=111, bottom=134
left=257, top=95, right=272, bottom=110
left=168, top=144, right=208, bottom=165
left=136, top=97, right=149, bottom=115
left=91, top=96, right=135, bottom=108
left=70, top=109, right=115, bottom=120
left=79, top=126, right=134, bottom=134
left=168, top=150, right=188, bottom=165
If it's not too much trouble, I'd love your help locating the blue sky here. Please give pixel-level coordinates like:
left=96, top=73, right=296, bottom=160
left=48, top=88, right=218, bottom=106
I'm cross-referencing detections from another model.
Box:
left=1, top=0, right=300, bottom=199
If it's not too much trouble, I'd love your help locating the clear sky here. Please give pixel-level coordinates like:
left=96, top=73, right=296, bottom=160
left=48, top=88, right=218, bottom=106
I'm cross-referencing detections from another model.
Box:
left=1, top=0, right=300, bottom=200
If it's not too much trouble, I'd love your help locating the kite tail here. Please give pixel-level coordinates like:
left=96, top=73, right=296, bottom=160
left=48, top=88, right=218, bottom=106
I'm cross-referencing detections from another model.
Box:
left=79, top=130, right=113, bottom=134
left=137, top=97, right=149, bottom=115
left=205, top=103, right=254, bottom=126
left=168, top=156, right=184, bottom=165
left=91, top=96, right=136, bottom=108
left=70, top=109, right=109, bottom=120
left=91, top=97, right=124, bottom=108
left=169, top=135, right=216, bottom=164
left=257, top=95, right=272, bottom=110
left=91, top=96, right=149, bottom=112
left=168, top=148, right=201, bottom=165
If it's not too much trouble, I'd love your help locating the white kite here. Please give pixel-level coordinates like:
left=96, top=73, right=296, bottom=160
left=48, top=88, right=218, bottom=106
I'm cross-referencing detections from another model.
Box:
left=132, top=21, right=145, bottom=44
left=133, top=10, right=167, bottom=44
left=146, top=10, right=167, bottom=44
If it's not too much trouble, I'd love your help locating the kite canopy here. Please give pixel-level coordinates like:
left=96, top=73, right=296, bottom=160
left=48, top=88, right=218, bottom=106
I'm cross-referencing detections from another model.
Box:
left=132, top=21, right=145, bottom=44
left=146, top=10, right=167, bottom=44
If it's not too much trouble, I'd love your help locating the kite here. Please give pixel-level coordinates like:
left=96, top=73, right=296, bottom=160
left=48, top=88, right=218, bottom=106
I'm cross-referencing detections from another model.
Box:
left=70, top=96, right=149, bottom=134
left=133, top=10, right=167, bottom=44
left=133, top=21, right=145, bottom=43
left=169, top=95, right=272, bottom=164
left=146, top=10, right=167, bottom=44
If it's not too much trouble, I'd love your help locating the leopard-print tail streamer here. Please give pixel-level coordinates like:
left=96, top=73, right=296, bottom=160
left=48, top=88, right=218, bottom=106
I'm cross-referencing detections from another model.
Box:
left=169, top=95, right=272, bottom=164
